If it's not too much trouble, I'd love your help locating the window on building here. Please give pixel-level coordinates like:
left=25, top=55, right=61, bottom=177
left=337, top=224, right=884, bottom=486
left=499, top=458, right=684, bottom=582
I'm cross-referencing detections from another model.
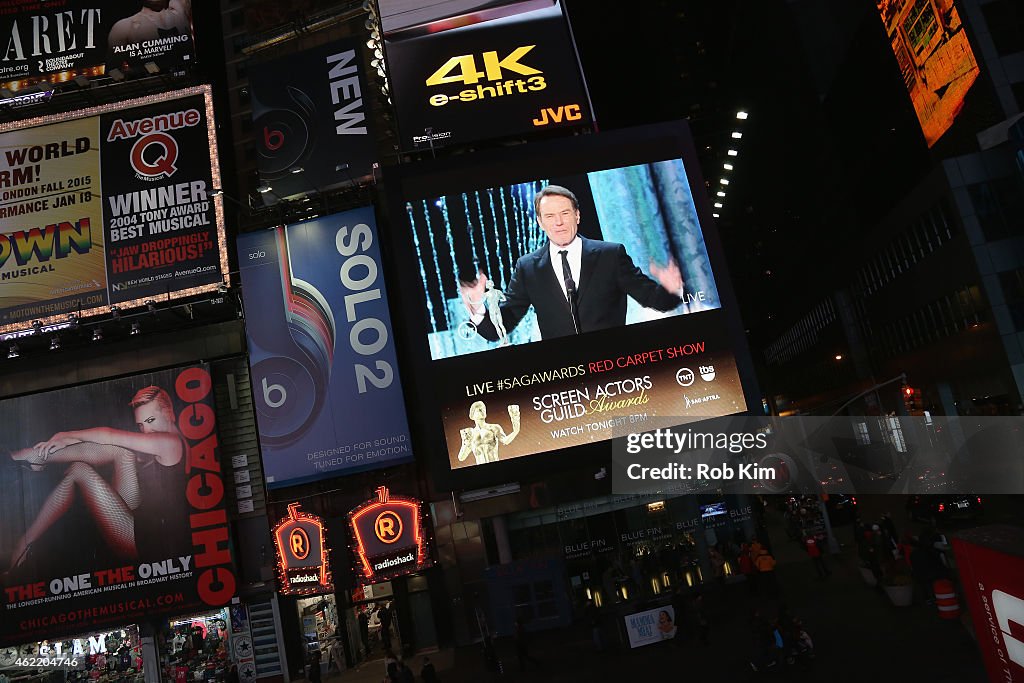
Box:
left=903, top=0, right=938, bottom=54
left=999, top=268, right=1024, bottom=330
left=982, top=0, right=1024, bottom=57
left=967, top=176, right=1024, bottom=241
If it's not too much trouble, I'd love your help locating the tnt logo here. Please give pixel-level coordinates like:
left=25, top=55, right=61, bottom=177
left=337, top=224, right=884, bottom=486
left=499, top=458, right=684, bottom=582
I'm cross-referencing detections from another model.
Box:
left=289, top=527, right=311, bottom=560
left=699, top=365, right=716, bottom=382
left=375, top=511, right=403, bottom=544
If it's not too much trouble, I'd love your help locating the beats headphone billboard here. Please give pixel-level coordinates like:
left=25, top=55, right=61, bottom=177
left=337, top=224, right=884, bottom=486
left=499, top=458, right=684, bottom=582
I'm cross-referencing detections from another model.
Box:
left=237, top=207, right=413, bottom=487
left=249, top=40, right=377, bottom=199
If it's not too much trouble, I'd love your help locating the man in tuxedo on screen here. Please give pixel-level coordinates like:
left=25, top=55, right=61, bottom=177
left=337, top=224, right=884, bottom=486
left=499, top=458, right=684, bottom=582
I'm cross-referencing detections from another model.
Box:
left=460, top=185, right=685, bottom=341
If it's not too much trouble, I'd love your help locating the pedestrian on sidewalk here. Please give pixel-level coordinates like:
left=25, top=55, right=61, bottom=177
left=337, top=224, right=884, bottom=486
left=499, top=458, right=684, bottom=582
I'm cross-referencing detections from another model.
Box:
left=804, top=534, right=830, bottom=578
left=384, top=649, right=400, bottom=683
left=692, top=593, right=710, bottom=645
left=585, top=598, right=604, bottom=651
left=738, top=543, right=757, bottom=595
left=754, top=548, right=779, bottom=597
left=378, top=603, right=394, bottom=651
left=307, top=650, right=322, bottom=683
left=709, top=546, right=727, bottom=585
left=670, top=586, right=687, bottom=648
left=420, top=656, right=440, bottom=683
left=514, top=616, right=541, bottom=671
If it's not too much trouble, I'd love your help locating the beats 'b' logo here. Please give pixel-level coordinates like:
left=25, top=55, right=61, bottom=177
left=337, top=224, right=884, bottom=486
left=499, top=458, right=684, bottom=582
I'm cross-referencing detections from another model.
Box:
left=374, top=511, right=403, bottom=544
left=264, top=126, right=285, bottom=151
left=254, top=86, right=315, bottom=178
left=289, top=527, right=311, bottom=560
left=131, top=132, right=178, bottom=180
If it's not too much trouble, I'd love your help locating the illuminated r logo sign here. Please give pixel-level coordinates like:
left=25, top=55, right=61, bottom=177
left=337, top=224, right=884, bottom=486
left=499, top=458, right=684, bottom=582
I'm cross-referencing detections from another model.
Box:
left=374, top=511, right=403, bottom=544
left=289, top=527, right=311, bottom=560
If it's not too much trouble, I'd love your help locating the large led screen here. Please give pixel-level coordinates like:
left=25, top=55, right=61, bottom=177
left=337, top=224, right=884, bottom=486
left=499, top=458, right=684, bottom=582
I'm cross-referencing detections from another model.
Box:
left=0, top=0, right=197, bottom=91
left=0, top=364, right=236, bottom=647
left=237, top=207, right=414, bottom=488
left=0, top=85, right=228, bottom=332
left=876, top=0, right=980, bottom=148
left=385, top=0, right=592, bottom=151
left=395, top=123, right=753, bottom=472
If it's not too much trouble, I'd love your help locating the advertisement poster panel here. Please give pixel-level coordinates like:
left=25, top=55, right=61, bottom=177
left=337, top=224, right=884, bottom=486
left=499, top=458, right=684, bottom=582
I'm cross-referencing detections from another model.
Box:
left=385, top=0, right=592, bottom=150
left=952, top=526, right=1024, bottom=683
left=0, top=0, right=197, bottom=91
left=237, top=207, right=413, bottom=487
left=624, top=605, right=677, bottom=648
left=398, top=129, right=748, bottom=471
left=248, top=39, right=376, bottom=199
left=876, top=0, right=980, bottom=147
left=0, top=86, right=227, bottom=331
left=0, top=364, right=236, bottom=646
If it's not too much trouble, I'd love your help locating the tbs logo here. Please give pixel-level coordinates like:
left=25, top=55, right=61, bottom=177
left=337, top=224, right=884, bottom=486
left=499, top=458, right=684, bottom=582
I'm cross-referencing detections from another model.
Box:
left=699, top=365, right=716, bottom=382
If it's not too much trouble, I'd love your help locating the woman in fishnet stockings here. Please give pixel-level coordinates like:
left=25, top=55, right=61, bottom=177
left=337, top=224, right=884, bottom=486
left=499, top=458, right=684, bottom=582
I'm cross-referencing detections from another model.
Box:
left=8, top=386, right=186, bottom=571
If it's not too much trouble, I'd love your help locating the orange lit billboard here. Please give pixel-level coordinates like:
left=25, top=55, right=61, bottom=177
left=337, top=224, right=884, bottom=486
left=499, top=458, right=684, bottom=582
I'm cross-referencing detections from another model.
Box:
left=876, top=0, right=980, bottom=147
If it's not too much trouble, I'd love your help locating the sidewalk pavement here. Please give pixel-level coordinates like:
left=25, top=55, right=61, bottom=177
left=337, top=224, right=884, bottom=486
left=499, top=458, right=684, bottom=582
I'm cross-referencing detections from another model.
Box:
left=322, top=505, right=989, bottom=682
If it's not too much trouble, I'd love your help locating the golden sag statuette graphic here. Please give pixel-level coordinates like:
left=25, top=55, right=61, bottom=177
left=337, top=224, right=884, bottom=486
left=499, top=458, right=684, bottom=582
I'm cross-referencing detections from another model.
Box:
left=457, top=400, right=521, bottom=464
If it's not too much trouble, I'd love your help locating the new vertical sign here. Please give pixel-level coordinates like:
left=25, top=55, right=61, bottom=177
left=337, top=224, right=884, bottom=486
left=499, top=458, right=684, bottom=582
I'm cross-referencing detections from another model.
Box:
left=237, top=207, right=413, bottom=487
left=248, top=39, right=376, bottom=198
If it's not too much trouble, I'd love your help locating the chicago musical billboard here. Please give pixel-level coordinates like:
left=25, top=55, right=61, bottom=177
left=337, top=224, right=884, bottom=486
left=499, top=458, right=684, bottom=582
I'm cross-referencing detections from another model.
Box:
left=391, top=122, right=755, bottom=477
left=237, top=207, right=413, bottom=487
left=384, top=0, right=592, bottom=150
left=0, top=364, right=236, bottom=646
left=0, top=0, right=197, bottom=91
left=0, top=85, right=227, bottom=332
left=248, top=39, right=377, bottom=199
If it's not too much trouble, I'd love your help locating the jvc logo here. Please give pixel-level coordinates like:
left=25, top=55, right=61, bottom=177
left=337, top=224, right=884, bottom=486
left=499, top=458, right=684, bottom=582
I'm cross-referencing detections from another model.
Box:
left=532, top=104, right=583, bottom=126
left=992, top=589, right=1024, bottom=669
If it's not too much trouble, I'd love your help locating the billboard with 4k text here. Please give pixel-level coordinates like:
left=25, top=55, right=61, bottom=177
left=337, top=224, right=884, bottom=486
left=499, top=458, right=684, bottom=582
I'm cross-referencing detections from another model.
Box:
left=385, top=0, right=592, bottom=150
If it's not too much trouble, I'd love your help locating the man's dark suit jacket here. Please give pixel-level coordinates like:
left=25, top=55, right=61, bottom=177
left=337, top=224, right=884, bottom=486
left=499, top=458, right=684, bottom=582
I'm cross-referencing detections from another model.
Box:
left=475, top=237, right=682, bottom=341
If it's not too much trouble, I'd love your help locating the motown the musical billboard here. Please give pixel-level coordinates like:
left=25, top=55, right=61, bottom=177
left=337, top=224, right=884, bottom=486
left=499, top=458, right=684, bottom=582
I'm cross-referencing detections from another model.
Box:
left=0, top=85, right=228, bottom=332
left=0, top=364, right=236, bottom=646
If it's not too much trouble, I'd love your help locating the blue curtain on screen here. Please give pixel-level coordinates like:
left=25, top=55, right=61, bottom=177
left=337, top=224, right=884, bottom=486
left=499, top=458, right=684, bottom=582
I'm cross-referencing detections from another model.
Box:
left=587, top=159, right=720, bottom=320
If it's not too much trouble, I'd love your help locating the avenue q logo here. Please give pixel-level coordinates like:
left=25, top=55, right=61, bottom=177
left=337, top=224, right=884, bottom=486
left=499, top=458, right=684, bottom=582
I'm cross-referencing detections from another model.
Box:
left=349, top=486, right=432, bottom=584
left=107, top=109, right=202, bottom=181
left=272, top=503, right=334, bottom=595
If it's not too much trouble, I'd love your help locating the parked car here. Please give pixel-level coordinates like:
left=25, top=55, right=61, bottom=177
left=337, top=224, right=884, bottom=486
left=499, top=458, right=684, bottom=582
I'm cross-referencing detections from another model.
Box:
left=906, top=494, right=983, bottom=524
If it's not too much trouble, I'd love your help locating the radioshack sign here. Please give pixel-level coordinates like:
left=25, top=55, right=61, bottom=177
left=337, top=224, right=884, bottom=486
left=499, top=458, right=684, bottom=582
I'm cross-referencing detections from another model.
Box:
left=349, top=487, right=431, bottom=584
left=953, top=525, right=1024, bottom=682
left=272, top=503, right=334, bottom=595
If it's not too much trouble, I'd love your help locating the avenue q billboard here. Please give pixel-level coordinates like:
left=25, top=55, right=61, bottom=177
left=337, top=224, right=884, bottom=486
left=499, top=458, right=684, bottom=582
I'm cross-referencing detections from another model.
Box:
left=385, top=0, right=593, bottom=150
left=0, top=85, right=228, bottom=332
left=0, top=364, right=236, bottom=646
left=0, top=0, right=197, bottom=90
